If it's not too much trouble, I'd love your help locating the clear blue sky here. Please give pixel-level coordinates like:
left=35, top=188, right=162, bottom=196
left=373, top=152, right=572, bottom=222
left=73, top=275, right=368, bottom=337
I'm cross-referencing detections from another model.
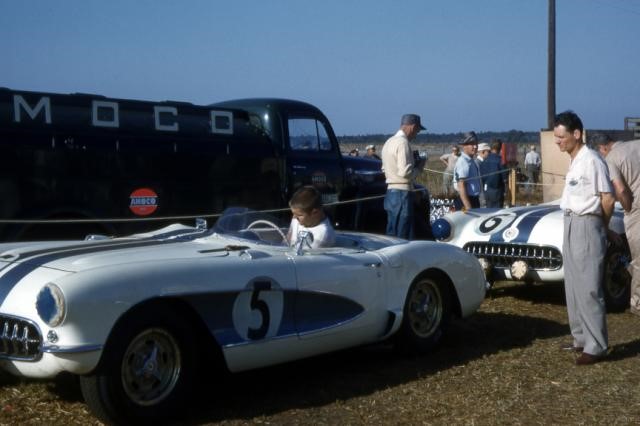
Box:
left=2, top=0, right=638, bottom=135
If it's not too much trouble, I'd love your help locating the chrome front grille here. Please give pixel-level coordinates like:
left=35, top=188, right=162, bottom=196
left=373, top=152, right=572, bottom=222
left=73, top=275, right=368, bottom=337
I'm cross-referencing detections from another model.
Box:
left=0, top=314, right=42, bottom=360
left=463, top=242, right=562, bottom=271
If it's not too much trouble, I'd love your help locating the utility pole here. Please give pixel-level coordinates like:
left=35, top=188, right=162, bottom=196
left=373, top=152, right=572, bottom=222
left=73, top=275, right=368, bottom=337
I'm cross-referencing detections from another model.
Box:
left=547, top=0, right=556, bottom=129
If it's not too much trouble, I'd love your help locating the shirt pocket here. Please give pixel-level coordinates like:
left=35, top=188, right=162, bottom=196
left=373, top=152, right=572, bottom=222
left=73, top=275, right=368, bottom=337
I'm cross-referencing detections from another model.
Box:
left=565, top=173, right=592, bottom=196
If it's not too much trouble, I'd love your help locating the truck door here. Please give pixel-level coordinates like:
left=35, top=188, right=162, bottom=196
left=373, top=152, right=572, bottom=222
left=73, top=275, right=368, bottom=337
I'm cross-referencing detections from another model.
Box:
left=285, top=115, right=344, bottom=207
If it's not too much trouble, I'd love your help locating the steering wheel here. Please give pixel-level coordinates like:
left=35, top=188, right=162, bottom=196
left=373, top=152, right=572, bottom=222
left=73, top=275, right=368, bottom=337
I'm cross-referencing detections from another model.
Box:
left=245, top=220, right=287, bottom=243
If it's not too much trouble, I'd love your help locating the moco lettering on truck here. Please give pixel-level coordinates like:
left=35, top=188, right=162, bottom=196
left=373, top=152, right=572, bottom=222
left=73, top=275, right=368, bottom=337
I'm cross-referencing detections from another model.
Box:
left=0, top=88, right=410, bottom=241
left=10, top=93, right=234, bottom=134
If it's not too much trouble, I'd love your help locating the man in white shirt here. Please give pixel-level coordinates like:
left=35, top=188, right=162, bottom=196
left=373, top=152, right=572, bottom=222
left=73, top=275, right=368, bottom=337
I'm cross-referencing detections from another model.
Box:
left=287, top=186, right=336, bottom=249
left=439, top=146, right=460, bottom=195
left=524, top=145, right=542, bottom=183
left=554, top=111, right=615, bottom=366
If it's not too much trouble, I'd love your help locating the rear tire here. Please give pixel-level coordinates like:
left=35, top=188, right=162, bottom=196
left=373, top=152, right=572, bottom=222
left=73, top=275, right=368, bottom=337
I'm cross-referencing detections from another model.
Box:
left=80, top=304, right=197, bottom=424
left=603, top=244, right=631, bottom=313
left=395, top=277, right=452, bottom=353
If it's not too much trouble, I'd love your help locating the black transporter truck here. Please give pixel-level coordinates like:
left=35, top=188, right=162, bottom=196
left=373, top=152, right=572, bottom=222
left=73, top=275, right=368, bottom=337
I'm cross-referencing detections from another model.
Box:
left=0, top=88, right=430, bottom=241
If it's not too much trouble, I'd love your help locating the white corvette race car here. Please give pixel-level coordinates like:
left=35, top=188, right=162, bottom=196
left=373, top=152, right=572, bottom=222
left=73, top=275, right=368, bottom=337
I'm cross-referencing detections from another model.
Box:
left=0, top=209, right=485, bottom=424
left=431, top=201, right=631, bottom=312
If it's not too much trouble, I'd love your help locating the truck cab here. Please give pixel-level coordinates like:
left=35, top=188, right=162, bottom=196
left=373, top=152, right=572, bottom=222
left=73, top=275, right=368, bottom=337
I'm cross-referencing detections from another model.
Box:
left=212, top=98, right=388, bottom=231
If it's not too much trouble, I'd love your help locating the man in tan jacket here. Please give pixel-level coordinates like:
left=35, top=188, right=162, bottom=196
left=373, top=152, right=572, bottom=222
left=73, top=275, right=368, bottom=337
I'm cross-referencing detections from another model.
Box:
left=591, top=132, right=640, bottom=316
left=381, top=113, right=426, bottom=238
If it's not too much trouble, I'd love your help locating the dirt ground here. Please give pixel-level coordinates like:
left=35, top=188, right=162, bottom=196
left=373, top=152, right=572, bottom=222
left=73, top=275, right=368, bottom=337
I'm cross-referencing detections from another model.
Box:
left=1, top=280, right=639, bottom=425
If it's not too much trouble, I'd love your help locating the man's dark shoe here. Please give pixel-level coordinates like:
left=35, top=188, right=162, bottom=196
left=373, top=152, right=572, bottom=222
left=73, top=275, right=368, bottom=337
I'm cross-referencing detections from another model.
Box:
left=575, top=352, right=602, bottom=366
left=560, top=343, right=583, bottom=353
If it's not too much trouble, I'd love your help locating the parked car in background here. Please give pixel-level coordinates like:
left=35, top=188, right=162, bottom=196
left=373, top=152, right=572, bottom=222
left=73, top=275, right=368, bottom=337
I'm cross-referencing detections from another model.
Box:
left=431, top=201, right=631, bottom=312
left=0, top=208, right=485, bottom=424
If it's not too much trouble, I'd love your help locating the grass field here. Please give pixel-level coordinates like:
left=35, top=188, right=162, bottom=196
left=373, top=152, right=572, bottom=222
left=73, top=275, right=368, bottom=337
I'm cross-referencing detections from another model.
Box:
left=1, top=281, right=638, bottom=425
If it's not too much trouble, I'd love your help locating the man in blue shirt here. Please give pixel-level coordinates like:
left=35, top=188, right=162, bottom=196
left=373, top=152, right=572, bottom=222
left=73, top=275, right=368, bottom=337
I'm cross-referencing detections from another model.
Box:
left=453, top=131, right=482, bottom=210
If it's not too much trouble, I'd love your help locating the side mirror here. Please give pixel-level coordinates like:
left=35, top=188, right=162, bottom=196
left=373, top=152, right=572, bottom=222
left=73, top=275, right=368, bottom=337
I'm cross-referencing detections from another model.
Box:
left=294, top=230, right=314, bottom=255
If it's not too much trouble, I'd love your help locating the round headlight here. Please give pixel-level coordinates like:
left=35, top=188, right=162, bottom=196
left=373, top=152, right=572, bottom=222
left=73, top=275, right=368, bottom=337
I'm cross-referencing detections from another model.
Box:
left=431, top=218, right=452, bottom=241
left=36, top=283, right=66, bottom=327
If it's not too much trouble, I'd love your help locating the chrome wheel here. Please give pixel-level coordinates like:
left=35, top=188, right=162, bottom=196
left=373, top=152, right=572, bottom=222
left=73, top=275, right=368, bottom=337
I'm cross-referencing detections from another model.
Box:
left=407, top=279, right=444, bottom=339
left=80, top=304, right=197, bottom=424
left=121, top=328, right=182, bottom=407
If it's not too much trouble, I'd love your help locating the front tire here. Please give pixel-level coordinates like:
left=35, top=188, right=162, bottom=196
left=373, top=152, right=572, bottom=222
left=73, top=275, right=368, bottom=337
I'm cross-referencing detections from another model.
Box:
left=395, top=276, right=452, bottom=353
left=80, top=304, right=197, bottom=424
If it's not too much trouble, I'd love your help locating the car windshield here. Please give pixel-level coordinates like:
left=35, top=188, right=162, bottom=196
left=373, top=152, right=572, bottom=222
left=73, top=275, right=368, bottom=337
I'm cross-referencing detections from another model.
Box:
left=212, top=207, right=289, bottom=245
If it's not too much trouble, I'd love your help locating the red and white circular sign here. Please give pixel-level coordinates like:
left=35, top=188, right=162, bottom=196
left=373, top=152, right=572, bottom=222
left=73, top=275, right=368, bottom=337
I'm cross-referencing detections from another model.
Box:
left=129, top=188, right=158, bottom=216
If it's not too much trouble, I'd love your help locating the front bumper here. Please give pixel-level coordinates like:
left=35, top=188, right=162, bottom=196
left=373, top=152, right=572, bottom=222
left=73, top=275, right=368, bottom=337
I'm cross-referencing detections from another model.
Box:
left=0, top=313, right=103, bottom=378
left=463, top=242, right=563, bottom=283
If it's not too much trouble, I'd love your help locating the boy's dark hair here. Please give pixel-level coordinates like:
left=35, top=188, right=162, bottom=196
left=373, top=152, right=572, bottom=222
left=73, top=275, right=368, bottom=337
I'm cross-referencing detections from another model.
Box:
left=553, top=110, right=584, bottom=133
left=490, top=139, right=502, bottom=152
left=289, top=186, right=322, bottom=212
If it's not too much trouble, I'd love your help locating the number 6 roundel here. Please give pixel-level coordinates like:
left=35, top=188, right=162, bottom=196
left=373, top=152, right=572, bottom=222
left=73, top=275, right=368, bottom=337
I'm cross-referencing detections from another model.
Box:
left=232, top=278, right=284, bottom=341
left=475, top=212, right=516, bottom=235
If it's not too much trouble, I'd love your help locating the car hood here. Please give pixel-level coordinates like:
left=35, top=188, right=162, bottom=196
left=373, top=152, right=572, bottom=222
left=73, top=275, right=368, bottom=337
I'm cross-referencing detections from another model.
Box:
left=341, top=155, right=385, bottom=184
left=439, top=204, right=564, bottom=247
left=0, top=224, right=243, bottom=274
left=439, top=201, right=625, bottom=248
left=0, top=224, right=406, bottom=275
left=468, top=204, right=564, bottom=244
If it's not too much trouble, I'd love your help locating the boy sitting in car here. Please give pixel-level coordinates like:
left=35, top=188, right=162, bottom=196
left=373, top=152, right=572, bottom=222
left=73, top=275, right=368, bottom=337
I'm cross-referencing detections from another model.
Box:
left=287, top=186, right=336, bottom=249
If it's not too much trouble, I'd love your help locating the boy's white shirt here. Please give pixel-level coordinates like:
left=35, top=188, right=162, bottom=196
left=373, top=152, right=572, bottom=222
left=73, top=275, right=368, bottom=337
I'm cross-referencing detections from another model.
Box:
left=288, top=217, right=336, bottom=249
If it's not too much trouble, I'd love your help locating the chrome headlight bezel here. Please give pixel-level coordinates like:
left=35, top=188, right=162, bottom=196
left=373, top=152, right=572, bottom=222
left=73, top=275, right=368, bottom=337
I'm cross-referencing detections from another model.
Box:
left=36, top=283, right=66, bottom=327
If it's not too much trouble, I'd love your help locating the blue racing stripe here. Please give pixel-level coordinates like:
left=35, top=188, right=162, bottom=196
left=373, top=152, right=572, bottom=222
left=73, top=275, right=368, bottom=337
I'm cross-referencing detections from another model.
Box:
left=1, top=227, right=202, bottom=263
left=0, top=238, right=187, bottom=305
left=510, top=206, right=560, bottom=243
left=489, top=206, right=560, bottom=242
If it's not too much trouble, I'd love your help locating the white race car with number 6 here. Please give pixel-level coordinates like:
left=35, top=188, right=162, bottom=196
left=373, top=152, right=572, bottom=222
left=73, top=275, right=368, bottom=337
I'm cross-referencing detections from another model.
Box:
left=0, top=208, right=485, bottom=424
left=431, top=201, right=630, bottom=312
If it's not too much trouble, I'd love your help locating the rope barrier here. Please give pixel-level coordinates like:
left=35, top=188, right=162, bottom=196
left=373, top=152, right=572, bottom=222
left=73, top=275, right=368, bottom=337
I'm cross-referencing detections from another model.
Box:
left=515, top=180, right=563, bottom=187
left=0, top=192, right=396, bottom=225
left=422, top=166, right=564, bottom=187
left=0, top=166, right=561, bottom=226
